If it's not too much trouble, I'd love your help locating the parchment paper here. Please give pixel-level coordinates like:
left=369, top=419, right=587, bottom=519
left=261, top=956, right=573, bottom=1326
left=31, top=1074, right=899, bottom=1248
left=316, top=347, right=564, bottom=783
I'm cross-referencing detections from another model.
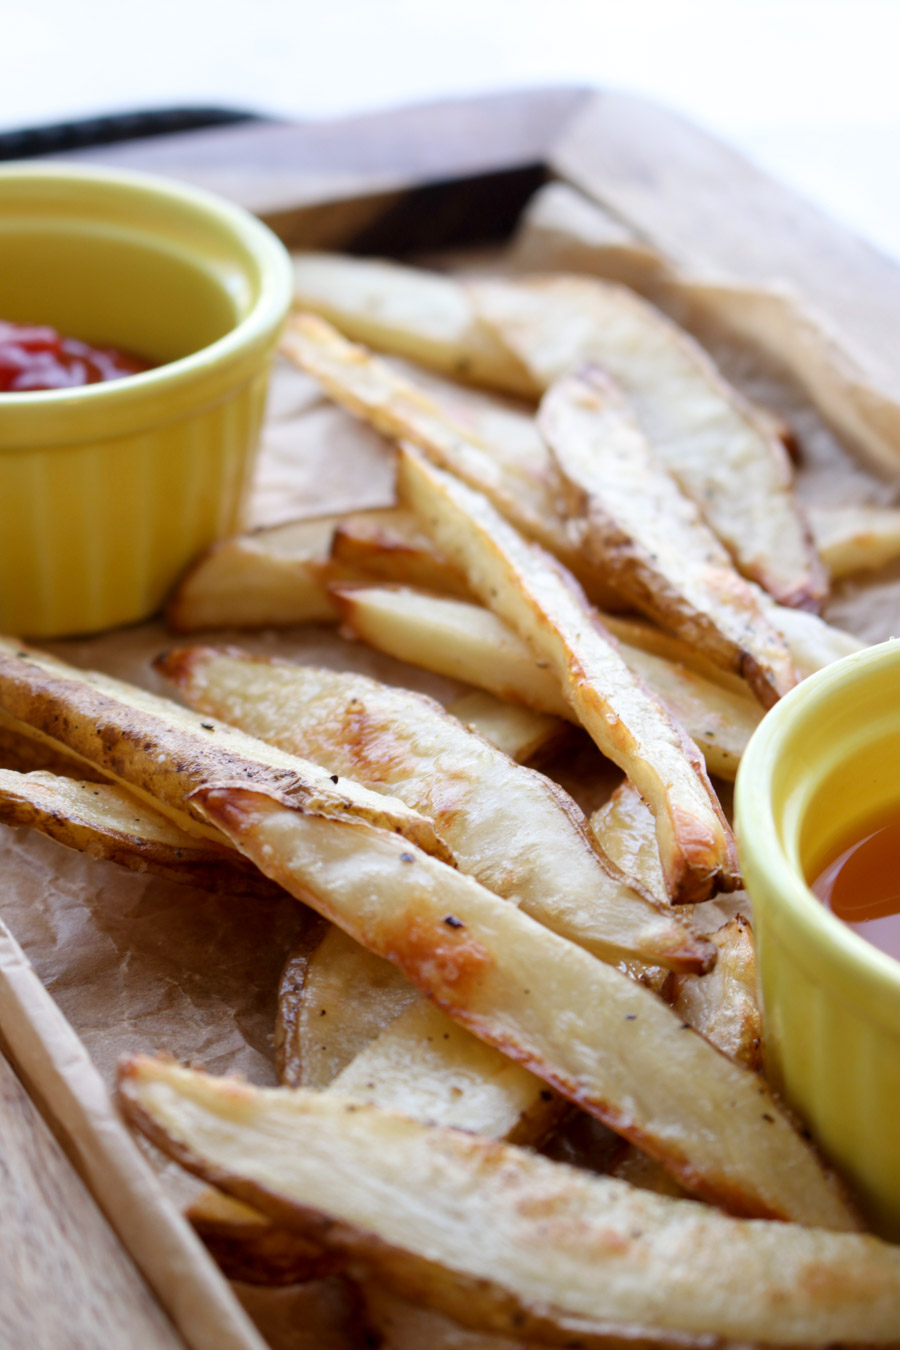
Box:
left=0, top=199, right=898, bottom=1350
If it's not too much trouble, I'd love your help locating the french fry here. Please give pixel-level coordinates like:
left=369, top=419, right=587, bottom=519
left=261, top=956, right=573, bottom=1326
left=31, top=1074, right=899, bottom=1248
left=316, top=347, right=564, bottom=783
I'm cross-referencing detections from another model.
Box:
left=469, top=274, right=827, bottom=612
left=540, top=367, right=798, bottom=708
left=0, top=704, right=108, bottom=780
left=669, top=916, right=762, bottom=1073
left=276, top=925, right=417, bottom=1089
left=292, top=252, right=539, bottom=397
left=331, top=997, right=565, bottom=1144
left=186, top=1188, right=337, bottom=1287
left=0, top=768, right=282, bottom=897
left=277, top=922, right=563, bottom=1144
left=809, top=503, right=900, bottom=578
left=331, top=506, right=474, bottom=599
left=760, top=599, right=863, bottom=676
left=166, top=514, right=341, bottom=633
left=593, top=783, right=762, bottom=1071
left=0, top=639, right=450, bottom=862
left=121, top=1058, right=899, bottom=1345
left=396, top=448, right=740, bottom=903
left=191, top=783, right=855, bottom=1226
left=280, top=313, right=622, bottom=609
left=156, top=647, right=711, bottom=971
left=332, top=584, right=761, bottom=782
left=590, top=781, right=669, bottom=908
left=445, top=690, right=568, bottom=764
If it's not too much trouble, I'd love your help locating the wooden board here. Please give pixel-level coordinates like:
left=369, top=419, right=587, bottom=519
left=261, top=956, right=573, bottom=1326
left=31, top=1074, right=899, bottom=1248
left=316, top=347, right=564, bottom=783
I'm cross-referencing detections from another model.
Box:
left=0, top=1045, right=185, bottom=1349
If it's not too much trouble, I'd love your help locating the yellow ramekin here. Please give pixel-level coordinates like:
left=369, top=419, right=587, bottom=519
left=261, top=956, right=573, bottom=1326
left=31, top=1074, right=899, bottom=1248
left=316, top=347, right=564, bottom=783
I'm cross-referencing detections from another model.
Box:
left=0, top=165, right=292, bottom=638
left=736, top=639, right=900, bottom=1237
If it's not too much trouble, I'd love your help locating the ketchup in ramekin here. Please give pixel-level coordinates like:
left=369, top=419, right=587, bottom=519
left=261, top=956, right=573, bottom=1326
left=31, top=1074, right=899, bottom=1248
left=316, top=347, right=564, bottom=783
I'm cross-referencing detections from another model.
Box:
left=0, top=320, right=152, bottom=392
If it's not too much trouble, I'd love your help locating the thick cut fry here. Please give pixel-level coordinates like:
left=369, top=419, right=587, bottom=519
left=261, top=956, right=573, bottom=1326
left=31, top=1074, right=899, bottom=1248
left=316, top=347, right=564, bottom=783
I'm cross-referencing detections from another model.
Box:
left=193, top=784, right=855, bottom=1227
left=590, top=781, right=669, bottom=907
left=469, top=274, right=827, bottom=611
left=445, top=690, right=568, bottom=764
left=331, top=506, right=474, bottom=599
left=277, top=926, right=417, bottom=1089
left=669, top=916, right=762, bottom=1073
left=333, top=585, right=760, bottom=782
left=332, top=997, right=565, bottom=1144
left=0, top=639, right=449, bottom=862
left=186, top=1188, right=338, bottom=1286
left=166, top=514, right=343, bottom=633
left=540, top=367, right=798, bottom=709
left=360, top=1283, right=539, bottom=1350
left=758, top=598, right=863, bottom=676
left=279, top=921, right=564, bottom=1144
left=280, top=313, right=621, bottom=609
left=810, top=503, right=900, bottom=578
left=292, top=252, right=539, bottom=397
left=0, top=768, right=282, bottom=897
left=156, top=647, right=710, bottom=970
left=592, top=784, right=760, bottom=1070
left=0, top=704, right=108, bottom=780
left=121, top=1060, right=896, bottom=1345
left=396, top=450, right=740, bottom=902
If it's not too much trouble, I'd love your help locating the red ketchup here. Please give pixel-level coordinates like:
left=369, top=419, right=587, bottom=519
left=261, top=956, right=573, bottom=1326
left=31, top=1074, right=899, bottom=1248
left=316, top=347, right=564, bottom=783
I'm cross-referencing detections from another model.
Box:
left=0, top=320, right=152, bottom=392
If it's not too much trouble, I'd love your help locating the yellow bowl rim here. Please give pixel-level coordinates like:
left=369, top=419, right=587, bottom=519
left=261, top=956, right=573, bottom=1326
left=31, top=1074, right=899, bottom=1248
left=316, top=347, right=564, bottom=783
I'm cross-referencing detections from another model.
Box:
left=736, top=638, right=900, bottom=1023
left=0, top=162, right=292, bottom=420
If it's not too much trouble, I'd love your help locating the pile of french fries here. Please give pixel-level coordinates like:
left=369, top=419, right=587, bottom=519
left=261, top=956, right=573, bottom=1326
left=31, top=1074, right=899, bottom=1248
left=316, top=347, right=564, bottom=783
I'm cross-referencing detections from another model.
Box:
left=4, top=255, right=900, bottom=1348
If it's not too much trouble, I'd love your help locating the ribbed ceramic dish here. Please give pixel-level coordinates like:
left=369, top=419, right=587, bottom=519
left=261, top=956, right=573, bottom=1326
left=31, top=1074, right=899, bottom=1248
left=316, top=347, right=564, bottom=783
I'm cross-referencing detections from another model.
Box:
left=736, top=639, right=900, bottom=1237
left=0, top=165, right=292, bottom=638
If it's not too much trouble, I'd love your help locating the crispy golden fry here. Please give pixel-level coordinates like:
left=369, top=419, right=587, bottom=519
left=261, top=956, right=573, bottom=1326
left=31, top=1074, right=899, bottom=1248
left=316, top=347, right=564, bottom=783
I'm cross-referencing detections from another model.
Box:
left=277, top=926, right=417, bottom=1089
left=540, top=367, right=798, bottom=708
left=156, top=646, right=710, bottom=970
left=166, top=514, right=341, bottom=633
left=0, top=704, right=108, bottom=780
left=292, top=252, right=539, bottom=397
left=360, top=1282, right=539, bottom=1350
left=810, top=504, right=900, bottom=578
left=599, top=788, right=761, bottom=1069
left=468, top=274, right=827, bottom=611
left=0, top=768, right=281, bottom=897
left=280, top=313, right=621, bottom=609
left=192, top=784, right=854, bottom=1225
left=186, top=1188, right=336, bottom=1286
left=669, top=916, right=762, bottom=1073
left=0, top=639, right=450, bottom=862
left=278, top=918, right=562, bottom=1146
left=590, top=781, right=669, bottom=908
left=332, top=997, right=565, bottom=1145
left=592, top=784, right=760, bottom=1070
left=396, top=449, right=740, bottom=903
left=445, top=690, right=568, bottom=764
left=331, top=506, right=474, bottom=599
left=332, top=584, right=760, bottom=783
left=759, top=598, right=863, bottom=676
left=509, top=181, right=900, bottom=477
left=121, top=1059, right=898, bottom=1345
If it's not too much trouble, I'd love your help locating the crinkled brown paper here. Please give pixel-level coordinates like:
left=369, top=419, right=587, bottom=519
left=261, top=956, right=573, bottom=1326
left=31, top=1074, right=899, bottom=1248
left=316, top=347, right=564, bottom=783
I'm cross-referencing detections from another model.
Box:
left=0, top=190, right=898, bottom=1350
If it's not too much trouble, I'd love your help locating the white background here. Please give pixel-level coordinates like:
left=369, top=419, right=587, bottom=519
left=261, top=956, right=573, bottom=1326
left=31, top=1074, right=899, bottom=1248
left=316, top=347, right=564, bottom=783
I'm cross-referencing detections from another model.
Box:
left=7, top=0, right=900, bottom=259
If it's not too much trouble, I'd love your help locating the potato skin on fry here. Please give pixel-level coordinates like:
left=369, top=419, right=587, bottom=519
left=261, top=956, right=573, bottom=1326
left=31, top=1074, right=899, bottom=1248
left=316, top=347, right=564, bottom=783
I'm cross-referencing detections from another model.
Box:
left=395, top=446, right=740, bottom=904
left=155, top=645, right=713, bottom=972
left=0, top=638, right=451, bottom=863
left=119, top=1059, right=895, bottom=1346
left=190, top=784, right=856, bottom=1228
left=468, top=274, right=827, bottom=613
left=539, top=366, right=799, bottom=710
left=0, top=768, right=284, bottom=898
